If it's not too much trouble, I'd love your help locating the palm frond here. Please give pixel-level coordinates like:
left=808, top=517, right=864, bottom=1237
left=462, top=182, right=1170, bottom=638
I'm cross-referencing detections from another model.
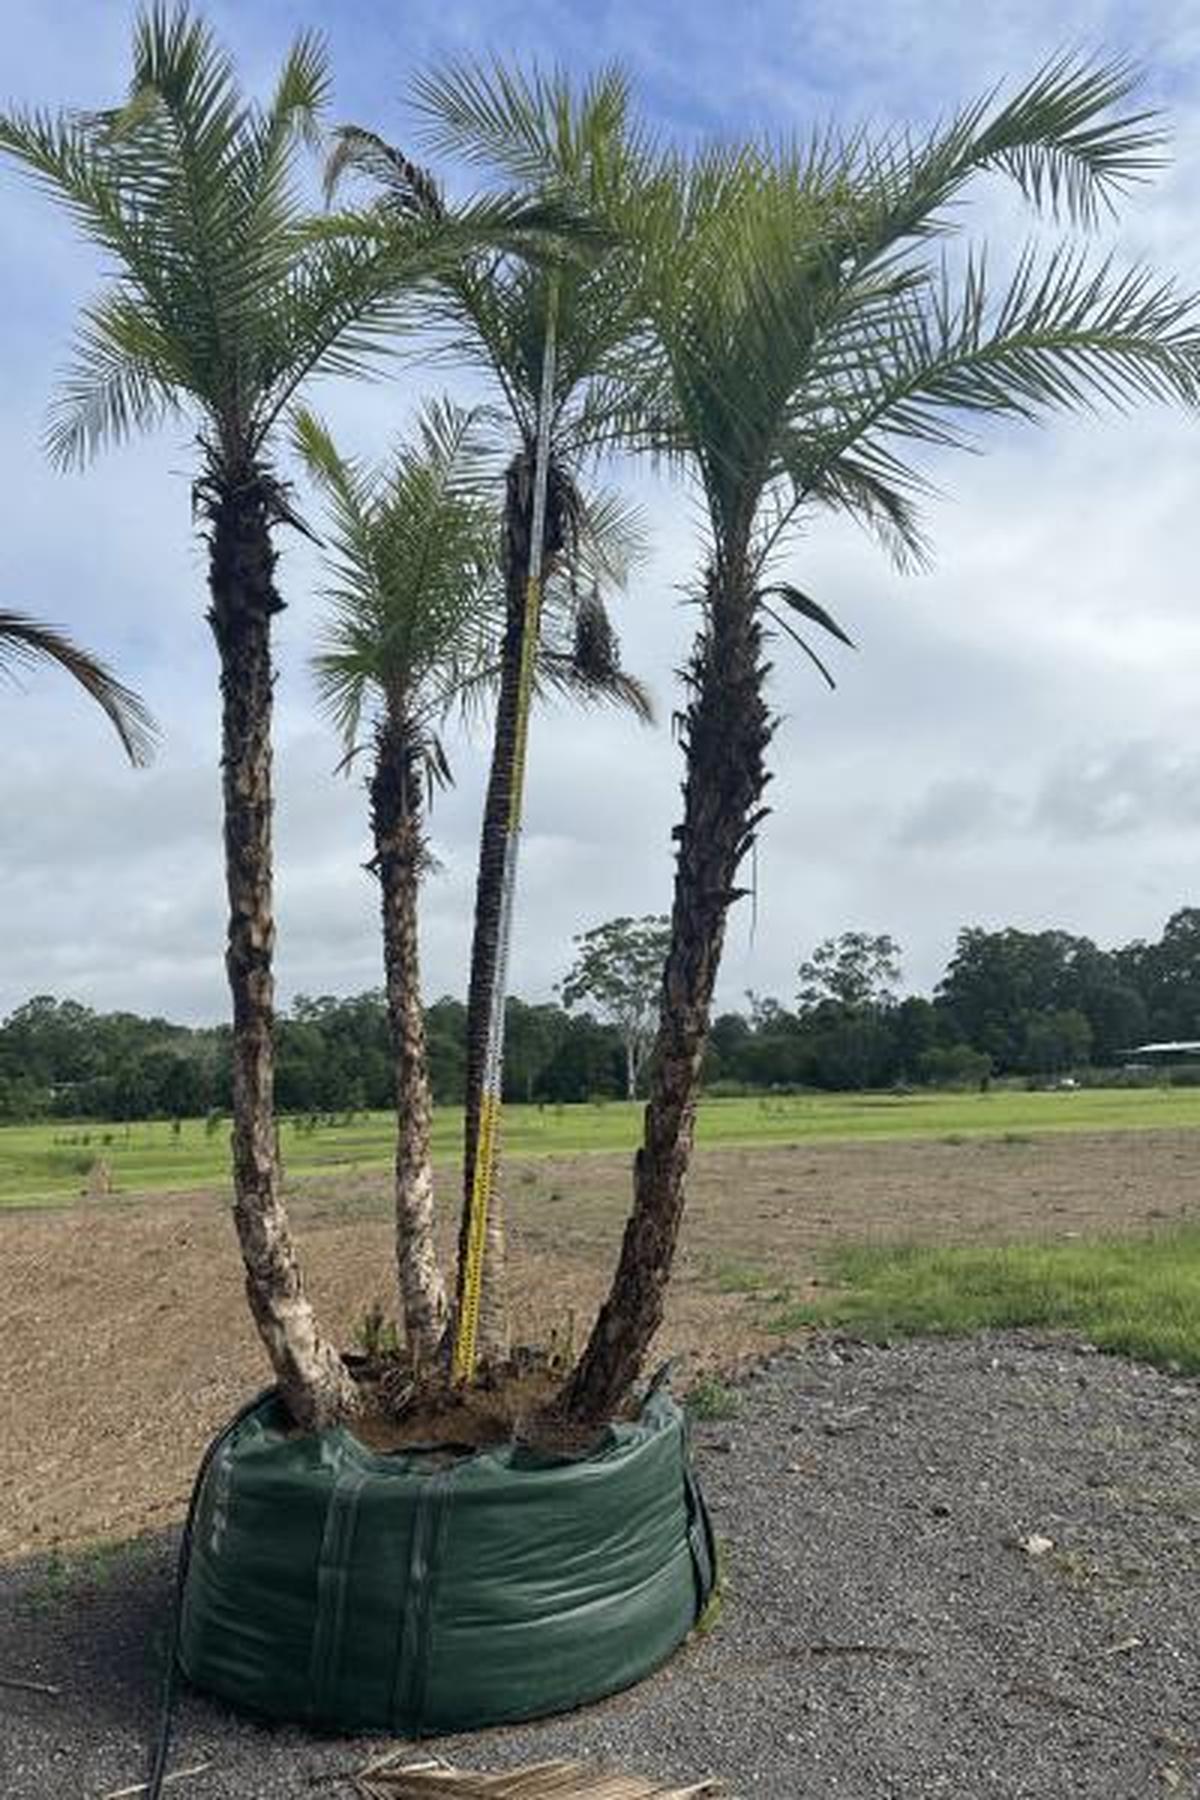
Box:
left=0, top=610, right=159, bottom=764
left=409, top=59, right=634, bottom=189
left=820, top=460, right=932, bottom=571
left=0, top=106, right=172, bottom=317
left=4, top=8, right=571, bottom=487
left=238, top=30, right=330, bottom=243
left=570, top=485, right=647, bottom=589
left=808, top=245, right=1200, bottom=489
left=325, top=123, right=445, bottom=220
left=538, top=588, right=654, bottom=723
left=616, top=91, right=1200, bottom=641
left=300, top=403, right=503, bottom=760
left=909, top=55, right=1164, bottom=234
left=46, top=290, right=184, bottom=468
left=358, top=1753, right=722, bottom=1797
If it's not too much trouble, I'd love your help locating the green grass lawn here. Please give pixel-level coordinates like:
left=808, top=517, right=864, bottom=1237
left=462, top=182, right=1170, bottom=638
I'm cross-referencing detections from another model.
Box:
left=778, top=1228, right=1200, bottom=1375
left=0, top=1084, right=1195, bottom=1210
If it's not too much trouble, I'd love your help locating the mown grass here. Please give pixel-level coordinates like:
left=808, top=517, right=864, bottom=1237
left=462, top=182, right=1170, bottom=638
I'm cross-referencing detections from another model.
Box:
left=778, top=1228, right=1200, bottom=1374
left=0, top=1084, right=1195, bottom=1211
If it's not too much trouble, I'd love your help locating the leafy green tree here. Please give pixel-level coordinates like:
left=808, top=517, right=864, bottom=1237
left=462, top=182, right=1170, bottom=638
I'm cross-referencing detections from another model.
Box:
left=891, top=996, right=943, bottom=1083
left=703, top=1011, right=753, bottom=1087
left=561, top=915, right=671, bottom=1098
left=1082, top=977, right=1149, bottom=1063
left=1121, top=908, right=1200, bottom=1040
left=425, top=996, right=468, bottom=1103
left=558, top=60, right=1200, bottom=1422
left=797, top=932, right=901, bottom=1015
left=536, top=1011, right=623, bottom=1102
left=936, top=925, right=1120, bottom=1070
left=1021, top=1006, right=1092, bottom=1076
left=503, top=998, right=571, bottom=1102
left=0, top=612, right=157, bottom=764
left=296, top=400, right=500, bottom=1360
left=0, top=6, right=537, bottom=1425
left=917, top=1043, right=992, bottom=1089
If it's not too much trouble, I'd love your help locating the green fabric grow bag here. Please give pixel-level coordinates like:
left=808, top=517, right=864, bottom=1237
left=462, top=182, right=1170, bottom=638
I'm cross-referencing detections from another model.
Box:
left=177, top=1385, right=714, bottom=1734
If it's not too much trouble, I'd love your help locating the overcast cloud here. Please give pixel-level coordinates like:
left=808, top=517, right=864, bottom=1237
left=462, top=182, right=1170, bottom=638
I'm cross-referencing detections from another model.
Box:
left=4, top=0, right=1200, bottom=1022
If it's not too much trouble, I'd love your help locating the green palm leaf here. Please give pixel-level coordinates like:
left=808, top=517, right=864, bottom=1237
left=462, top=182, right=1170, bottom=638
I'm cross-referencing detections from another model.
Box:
left=296, top=401, right=502, bottom=774
left=0, top=610, right=158, bottom=765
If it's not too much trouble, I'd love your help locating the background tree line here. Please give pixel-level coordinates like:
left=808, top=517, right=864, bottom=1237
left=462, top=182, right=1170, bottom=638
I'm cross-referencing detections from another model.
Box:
left=6, top=906, right=1200, bottom=1122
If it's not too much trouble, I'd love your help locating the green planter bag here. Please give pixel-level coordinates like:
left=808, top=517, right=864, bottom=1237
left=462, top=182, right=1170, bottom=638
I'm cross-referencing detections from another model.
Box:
left=178, top=1384, right=715, bottom=1734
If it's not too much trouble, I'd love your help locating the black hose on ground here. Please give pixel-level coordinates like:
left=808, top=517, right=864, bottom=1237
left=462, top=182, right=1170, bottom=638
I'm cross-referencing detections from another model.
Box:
left=143, top=1387, right=277, bottom=1800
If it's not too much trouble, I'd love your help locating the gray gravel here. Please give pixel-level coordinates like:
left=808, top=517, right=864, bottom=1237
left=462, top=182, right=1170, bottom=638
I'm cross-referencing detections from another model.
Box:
left=3, top=1333, right=1199, bottom=1798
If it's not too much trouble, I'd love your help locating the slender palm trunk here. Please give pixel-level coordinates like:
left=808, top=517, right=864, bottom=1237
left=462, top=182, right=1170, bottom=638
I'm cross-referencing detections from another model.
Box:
left=208, top=469, right=356, bottom=1431
left=457, top=446, right=559, bottom=1361
left=371, top=712, right=448, bottom=1363
left=456, top=549, right=522, bottom=1360
left=561, top=568, right=773, bottom=1423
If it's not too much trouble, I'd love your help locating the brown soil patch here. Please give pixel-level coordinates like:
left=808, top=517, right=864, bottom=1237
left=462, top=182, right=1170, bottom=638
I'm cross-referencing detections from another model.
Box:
left=1, top=1128, right=1196, bottom=1559
left=345, top=1362, right=574, bottom=1456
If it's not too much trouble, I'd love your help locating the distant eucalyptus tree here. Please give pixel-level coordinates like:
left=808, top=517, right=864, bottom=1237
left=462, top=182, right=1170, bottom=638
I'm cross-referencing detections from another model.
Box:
left=561, top=914, right=671, bottom=1100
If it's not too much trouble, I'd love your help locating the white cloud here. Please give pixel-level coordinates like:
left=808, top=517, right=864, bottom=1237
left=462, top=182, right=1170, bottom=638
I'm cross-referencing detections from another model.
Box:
left=3, top=0, right=1200, bottom=1023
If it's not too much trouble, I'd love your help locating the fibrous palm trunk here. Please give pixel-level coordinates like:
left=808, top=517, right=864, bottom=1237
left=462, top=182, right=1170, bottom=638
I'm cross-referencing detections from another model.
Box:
left=561, top=568, right=772, bottom=1424
left=457, top=550, right=522, bottom=1360
left=371, top=712, right=448, bottom=1363
left=207, top=467, right=356, bottom=1431
left=458, top=446, right=565, bottom=1361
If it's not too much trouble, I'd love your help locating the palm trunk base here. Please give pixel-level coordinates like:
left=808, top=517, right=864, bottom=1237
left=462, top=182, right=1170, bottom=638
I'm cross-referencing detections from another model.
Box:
left=211, top=473, right=352, bottom=1431
left=243, top=1274, right=358, bottom=1430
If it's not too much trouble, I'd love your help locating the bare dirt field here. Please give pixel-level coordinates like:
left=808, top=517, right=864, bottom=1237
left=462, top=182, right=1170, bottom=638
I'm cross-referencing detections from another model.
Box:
left=2, top=1128, right=1196, bottom=1560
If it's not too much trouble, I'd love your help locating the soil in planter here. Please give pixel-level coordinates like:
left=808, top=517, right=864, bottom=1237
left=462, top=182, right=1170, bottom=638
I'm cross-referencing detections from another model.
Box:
left=336, top=1349, right=630, bottom=1458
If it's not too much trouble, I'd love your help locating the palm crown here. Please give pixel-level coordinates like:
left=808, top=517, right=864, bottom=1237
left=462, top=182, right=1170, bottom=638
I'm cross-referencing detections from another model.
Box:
left=327, top=65, right=648, bottom=590
left=617, top=59, right=1199, bottom=606
left=296, top=401, right=501, bottom=784
left=0, top=5, right=566, bottom=488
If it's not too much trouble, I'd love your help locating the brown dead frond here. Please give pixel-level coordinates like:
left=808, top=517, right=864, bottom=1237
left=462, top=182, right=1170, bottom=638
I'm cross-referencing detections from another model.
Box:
left=356, top=1755, right=726, bottom=1799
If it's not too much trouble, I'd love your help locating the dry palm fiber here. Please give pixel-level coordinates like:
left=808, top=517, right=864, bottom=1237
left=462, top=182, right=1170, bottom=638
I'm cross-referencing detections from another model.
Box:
left=355, top=1755, right=726, bottom=1798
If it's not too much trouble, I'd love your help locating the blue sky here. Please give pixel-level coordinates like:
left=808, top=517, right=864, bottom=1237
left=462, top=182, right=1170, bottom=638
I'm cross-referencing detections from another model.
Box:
left=5, top=0, right=1200, bottom=1023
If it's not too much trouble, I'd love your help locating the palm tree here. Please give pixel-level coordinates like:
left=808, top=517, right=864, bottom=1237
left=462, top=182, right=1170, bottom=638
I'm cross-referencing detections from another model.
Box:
left=295, top=401, right=501, bottom=1363
left=546, top=61, right=1200, bottom=1420
left=330, top=68, right=651, bottom=1364
left=0, top=5, right=554, bottom=1427
left=297, top=399, right=645, bottom=1371
left=0, top=611, right=157, bottom=764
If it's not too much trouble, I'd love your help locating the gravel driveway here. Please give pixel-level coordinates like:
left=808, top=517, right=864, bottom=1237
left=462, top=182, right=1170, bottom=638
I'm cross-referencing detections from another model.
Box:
left=3, top=1333, right=1198, bottom=1798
